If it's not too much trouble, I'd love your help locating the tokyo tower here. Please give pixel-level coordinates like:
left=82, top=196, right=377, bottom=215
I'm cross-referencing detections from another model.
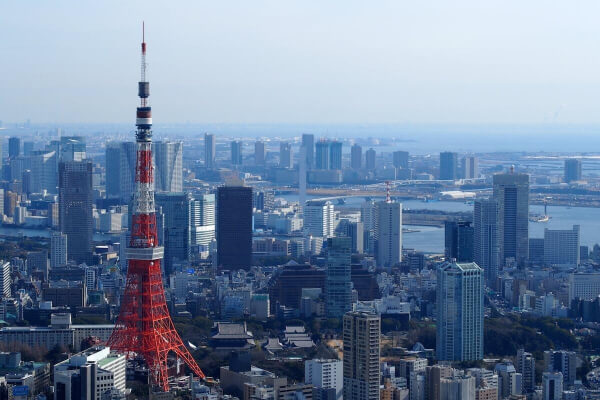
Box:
left=107, top=24, right=205, bottom=391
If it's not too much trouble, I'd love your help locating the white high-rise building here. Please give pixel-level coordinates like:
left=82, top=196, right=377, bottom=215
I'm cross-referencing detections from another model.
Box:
left=154, top=141, right=183, bottom=193
left=190, top=194, right=216, bottom=249
left=0, top=262, right=10, bottom=299
left=376, top=201, right=402, bottom=268
left=304, top=200, right=335, bottom=238
left=305, top=359, right=343, bottom=400
left=343, top=311, right=380, bottom=400
left=569, top=272, right=600, bottom=302
left=544, top=225, right=580, bottom=267
left=51, top=232, right=68, bottom=269
left=437, top=262, right=484, bottom=362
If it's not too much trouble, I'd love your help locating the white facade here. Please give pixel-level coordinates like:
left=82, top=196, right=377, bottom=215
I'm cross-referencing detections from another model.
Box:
left=569, top=273, right=600, bottom=302
left=376, top=201, right=402, bottom=268
left=305, top=359, right=343, bottom=400
left=304, top=201, right=335, bottom=238
left=0, top=262, right=10, bottom=299
left=191, top=194, right=216, bottom=248
left=51, top=232, right=68, bottom=269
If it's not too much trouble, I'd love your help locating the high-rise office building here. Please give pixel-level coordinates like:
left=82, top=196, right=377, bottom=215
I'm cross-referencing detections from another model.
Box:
left=440, top=375, right=476, bottom=400
left=517, top=349, right=536, bottom=394
left=154, top=141, right=183, bottom=193
left=0, top=261, right=10, bottom=299
left=440, top=152, right=458, bottom=180
left=155, top=193, right=191, bottom=275
left=474, top=198, right=499, bottom=285
left=280, top=142, right=293, bottom=168
left=462, top=156, right=479, bottom=179
left=564, top=159, right=582, bottom=183
left=393, top=151, right=409, bottom=169
left=8, top=137, right=20, bottom=159
left=304, top=200, right=335, bottom=238
left=425, top=365, right=454, bottom=400
left=436, top=262, right=484, bottom=361
left=30, top=150, right=58, bottom=194
left=568, top=272, right=600, bottom=302
left=205, top=133, right=216, bottom=169
left=60, top=136, right=86, bottom=162
left=51, top=232, right=68, bottom=269
left=190, top=193, right=216, bottom=249
left=105, top=141, right=137, bottom=202
left=23, top=141, right=33, bottom=156
left=217, top=186, right=253, bottom=270
left=445, top=221, right=474, bottom=262
left=231, top=141, right=243, bottom=165
left=329, top=142, right=342, bottom=170
left=302, top=133, right=315, bottom=169
left=315, top=141, right=330, bottom=170
left=493, top=172, right=529, bottom=265
left=542, top=372, right=563, bottom=400
left=365, top=148, right=376, bottom=170
left=305, top=359, right=343, bottom=400
left=254, top=141, right=265, bottom=166
left=343, top=311, right=380, bottom=400
left=59, top=161, right=93, bottom=264
left=544, top=225, right=580, bottom=266
left=544, top=350, right=576, bottom=388
left=325, top=237, right=353, bottom=317
left=350, top=144, right=362, bottom=169
left=376, top=200, right=402, bottom=268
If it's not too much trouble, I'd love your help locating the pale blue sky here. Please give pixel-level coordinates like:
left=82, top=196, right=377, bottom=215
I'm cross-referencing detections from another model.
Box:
left=2, top=1, right=600, bottom=124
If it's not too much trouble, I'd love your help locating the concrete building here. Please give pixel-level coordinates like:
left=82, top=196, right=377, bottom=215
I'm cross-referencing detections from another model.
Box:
left=280, top=142, right=293, bottom=169
left=190, top=193, right=216, bottom=249
left=569, top=272, right=600, bottom=302
left=493, top=172, right=529, bottom=266
left=105, top=141, right=136, bottom=202
left=436, top=262, right=484, bottom=361
left=517, top=349, right=536, bottom=394
left=376, top=200, right=402, bottom=268
left=0, top=261, right=10, bottom=299
left=343, top=311, right=380, bottom=400
left=564, top=159, right=582, bottom=183
left=316, top=141, right=330, bottom=170
left=302, top=134, right=315, bottom=169
left=393, top=151, right=409, bottom=169
left=544, top=350, right=577, bottom=388
left=544, top=225, right=580, bottom=267
left=365, top=148, right=376, bottom=171
left=473, top=198, right=499, bottom=285
left=325, top=237, right=353, bottom=317
left=155, top=192, right=191, bottom=275
left=217, top=186, right=253, bottom=270
left=462, top=156, right=479, bottom=179
left=351, top=144, right=362, bottom=169
left=255, top=141, right=265, bottom=166
left=51, top=232, right=68, bottom=269
left=231, top=140, right=243, bottom=165
left=329, top=142, right=342, bottom=170
left=205, top=133, right=216, bottom=169
left=8, top=137, right=20, bottom=159
left=495, top=362, right=522, bottom=399
left=305, top=359, right=343, bottom=400
left=304, top=200, right=335, bottom=239
left=425, top=365, right=454, bottom=400
left=59, top=161, right=93, bottom=264
left=54, top=346, right=126, bottom=400
left=542, top=372, right=563, bottom=400
left=439, top=375, right=476, bottom=400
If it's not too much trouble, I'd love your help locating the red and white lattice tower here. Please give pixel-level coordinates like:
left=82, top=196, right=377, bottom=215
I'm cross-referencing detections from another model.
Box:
left=107, top=24, right=205, bottom=391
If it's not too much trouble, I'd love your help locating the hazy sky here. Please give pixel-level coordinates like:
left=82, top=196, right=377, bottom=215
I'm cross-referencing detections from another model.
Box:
left=2, top=1, right=600, bottom=124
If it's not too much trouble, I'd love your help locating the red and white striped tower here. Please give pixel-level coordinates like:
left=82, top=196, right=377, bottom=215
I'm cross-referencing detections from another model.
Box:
left=107, top=24, right=205, bottom=391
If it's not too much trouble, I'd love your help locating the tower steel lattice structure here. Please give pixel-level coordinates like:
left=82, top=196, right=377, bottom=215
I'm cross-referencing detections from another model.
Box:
left=107, top=24, right=205, bottom=391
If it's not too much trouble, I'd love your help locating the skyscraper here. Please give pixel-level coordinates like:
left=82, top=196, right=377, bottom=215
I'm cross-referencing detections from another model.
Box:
left=343, top=311, right=380, bottom=400
left=542, top=372, right=563, bottom=400
left=365, top=148, right=376, bottom=170
left=302, top=134, right=315, bottom=169
left=105, top=142, right=137, bottom=202
left=60, top=136, right=86, bottom=162
left=462, top=156, right=479, bottom=179
left=254, top=141, right=265, bottom=166
left=155, top=192, right=191, bottom=276
left=474, top=198, right=499, bottom=285
left=376, top=200, right=402, bottom=268
left=544, top=350, right=577, bottom=388
left=517, top=349, right=536, bottom=394
left=30, top=150, right=58, bottom=194
left=350, top=144, right=362, bottom=169
left=315, top=141, right=330, bottom=170
left=325, top=237, right=353, bottom=317
left=329, top=142, right=342, bottom=170
left=59, top=161, right=93, bottom=264
left=0, top=261, right=10, bottom=299
left=280, top=142, right=293, bottom=168
left=564, top=159, right=582, bottom=183
left=439, top=151, right=458, bottom=180
left=493, top=171, right=529, bottom=265
left=436, top=261, right=484, bottom=362
left=51, top=232, right=68, bottom=269
left=154, top=141, right=183, bottom=193
left=217, top=186, right=253, bottom=270
left=231, top=140, right=243, bottom=165
left=304, top=200, right=335, bottom=239
left=305, top=359, right=343, bottom=400
left=190, top=193, right=216, bottom=249
left=393, top=151, right=409, bottom=169
left=544, top=225, right=580, bottom=267
left=8, top=137, right=20, bottom=159
left=204, top=133, right=216, bottom=169
left=445, top=221, right=474, bottom=262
